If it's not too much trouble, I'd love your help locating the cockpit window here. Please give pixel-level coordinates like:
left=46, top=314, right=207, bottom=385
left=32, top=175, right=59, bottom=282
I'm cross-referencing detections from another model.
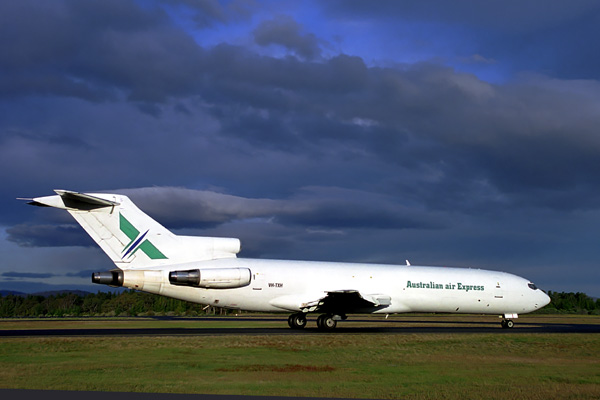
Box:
left=528, top=283, right=538, bottom=290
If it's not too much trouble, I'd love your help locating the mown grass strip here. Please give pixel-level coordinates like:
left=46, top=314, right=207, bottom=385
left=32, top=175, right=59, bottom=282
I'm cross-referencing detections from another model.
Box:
left=1, top=325, right=600, bottom=399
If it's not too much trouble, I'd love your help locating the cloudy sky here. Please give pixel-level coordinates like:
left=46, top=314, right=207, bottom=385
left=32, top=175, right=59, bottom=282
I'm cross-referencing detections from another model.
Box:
left=1, top=0, right=600, bottom=296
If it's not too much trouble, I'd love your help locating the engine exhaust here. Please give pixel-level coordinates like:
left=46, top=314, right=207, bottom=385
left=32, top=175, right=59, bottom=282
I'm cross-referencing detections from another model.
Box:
left=92, top=269, right=124, bottom=287
left=169, top=269, right=200, bottom=286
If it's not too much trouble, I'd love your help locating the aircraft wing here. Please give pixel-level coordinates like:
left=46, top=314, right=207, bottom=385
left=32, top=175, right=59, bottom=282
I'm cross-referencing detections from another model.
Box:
left=270, top=290, right=391, bottom=313
left=305, top=290, right=391, bottom=313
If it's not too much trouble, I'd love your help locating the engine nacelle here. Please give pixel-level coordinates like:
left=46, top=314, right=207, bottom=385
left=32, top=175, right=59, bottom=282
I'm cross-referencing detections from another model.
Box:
left=92, top=267, right=252, bottom=291
left=169, top=269, right=200, bottom=286
left=92, top=269, right=124, bottom=287
left=169, top=268, right=251, bottom=289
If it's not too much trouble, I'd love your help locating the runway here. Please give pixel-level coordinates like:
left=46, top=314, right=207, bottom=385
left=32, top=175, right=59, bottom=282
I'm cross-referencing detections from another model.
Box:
left=2, top=317, right=599, bottom=337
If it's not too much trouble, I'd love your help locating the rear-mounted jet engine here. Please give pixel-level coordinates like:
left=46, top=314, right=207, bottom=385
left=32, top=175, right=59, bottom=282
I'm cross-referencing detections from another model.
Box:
left=92, top=269, right=123, bottom=287
left=169, top=268, right=251, bottom=289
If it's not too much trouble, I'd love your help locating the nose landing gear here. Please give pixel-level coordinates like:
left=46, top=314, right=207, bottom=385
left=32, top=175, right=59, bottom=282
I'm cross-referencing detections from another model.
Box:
left=500, top=313, right=518, bottom=329
left=501, top=319, right=514, bottom=329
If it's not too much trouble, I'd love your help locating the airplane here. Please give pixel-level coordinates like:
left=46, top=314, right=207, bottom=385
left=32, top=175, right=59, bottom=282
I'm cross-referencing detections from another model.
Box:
left=22, top=189, right=551, bottom=330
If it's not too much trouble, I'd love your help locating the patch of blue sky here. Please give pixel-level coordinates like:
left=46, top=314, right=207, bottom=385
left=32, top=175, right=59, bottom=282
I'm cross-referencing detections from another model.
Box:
left=154, top=0, right=513, bottom=84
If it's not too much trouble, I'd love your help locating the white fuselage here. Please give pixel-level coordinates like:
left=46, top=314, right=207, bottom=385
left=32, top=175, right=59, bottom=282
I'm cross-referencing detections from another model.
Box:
left=122, top=258, right=551, bottom=316
left=26, top=190, right=551, bottom=325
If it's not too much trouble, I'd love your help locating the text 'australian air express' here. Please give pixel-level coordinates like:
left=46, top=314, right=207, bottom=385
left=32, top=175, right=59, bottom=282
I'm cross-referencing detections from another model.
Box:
left=24, top=190, right=550, bottom=330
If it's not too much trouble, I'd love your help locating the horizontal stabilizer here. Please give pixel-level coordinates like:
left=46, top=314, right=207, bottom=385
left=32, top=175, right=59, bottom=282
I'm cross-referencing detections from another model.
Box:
left=55, top=190, right=120, bottom=209
left=24, top=190, right=119, bottom=211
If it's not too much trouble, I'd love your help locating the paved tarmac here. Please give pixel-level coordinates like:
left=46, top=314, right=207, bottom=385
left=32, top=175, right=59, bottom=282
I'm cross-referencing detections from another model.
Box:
left=2, top=317, right=599, bottom=337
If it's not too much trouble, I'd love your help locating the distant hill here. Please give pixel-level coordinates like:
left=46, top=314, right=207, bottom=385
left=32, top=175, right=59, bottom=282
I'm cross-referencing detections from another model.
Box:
left=0, top=290, right=26, bottom=296
left=0, top=289, right=92, bottom=297
left=31, top=290, right=93, bottom=297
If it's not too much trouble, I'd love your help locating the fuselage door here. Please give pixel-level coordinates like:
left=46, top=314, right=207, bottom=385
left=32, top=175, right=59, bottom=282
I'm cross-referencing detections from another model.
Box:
left=494, top=281, right=504, bottom=300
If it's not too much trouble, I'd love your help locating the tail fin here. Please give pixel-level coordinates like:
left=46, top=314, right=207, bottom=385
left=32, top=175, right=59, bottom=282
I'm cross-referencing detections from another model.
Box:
left=27, top=190, right=241, bottom=269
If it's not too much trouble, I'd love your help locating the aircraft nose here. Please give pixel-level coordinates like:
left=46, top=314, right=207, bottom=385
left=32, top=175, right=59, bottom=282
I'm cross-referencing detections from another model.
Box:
left=540, top=290, right=551, bottom=307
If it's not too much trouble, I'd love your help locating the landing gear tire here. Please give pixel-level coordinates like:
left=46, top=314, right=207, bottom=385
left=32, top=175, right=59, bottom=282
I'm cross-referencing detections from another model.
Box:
left=501, top=319, right=514, bottom=329
left=316, top=314, right=337, bottom=330
left=288, top=313, right=307, bottom=329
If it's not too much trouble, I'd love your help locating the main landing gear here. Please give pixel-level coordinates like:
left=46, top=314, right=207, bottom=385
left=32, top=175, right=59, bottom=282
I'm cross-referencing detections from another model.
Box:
left=288, top=313, right=307, bottom=329
left=288, top=313, right=345, bottom=330
left=316, top=314, right=337, bottom=330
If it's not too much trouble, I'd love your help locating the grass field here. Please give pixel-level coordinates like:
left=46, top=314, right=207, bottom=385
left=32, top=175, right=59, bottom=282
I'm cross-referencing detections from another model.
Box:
left=1, top=315, right=599, bottom=399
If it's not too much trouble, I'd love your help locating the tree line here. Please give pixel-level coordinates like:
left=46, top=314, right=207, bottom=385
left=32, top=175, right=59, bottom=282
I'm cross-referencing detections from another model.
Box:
left=0, top=290, right=237, bottom=318
left=0, top=290, right=598, bottom=318
left=542, top=291, right=600, bottom=314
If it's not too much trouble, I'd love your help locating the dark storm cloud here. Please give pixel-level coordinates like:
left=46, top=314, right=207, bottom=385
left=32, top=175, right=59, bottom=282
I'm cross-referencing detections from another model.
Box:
left=3, top=25, right=600, bottom=217
left=2, top=271, right=56, bottom=279
left=6, top=224, right=94, bottom=248
left=2, top=0, right=598, bottom=212
left=204, top=45, right=367, bottom=98
left=325, top=0, right=599, bottom=32
left=2, top=6, right=599, bottom=216
left=0, top=281, right=102, bottom=294
left=166, top=0, right=255, bottom=28
left=8, top=185, right=442, bottom=259
left=1, top=0, right=599, bottom=296
left=195, top=47, right=600, bottom=211
left=65, top=269, right=98, bottom=278
left=376, top=67, right=600, bottom=190
left=324, top=0, right=600, bottom=80
left=253, top=15, right=322, bottom=60
left=117, top=186, right=441, bottom=231
left=119, top=186, right=281, bottom=229
left=0, top=0, right=205, bottom=103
